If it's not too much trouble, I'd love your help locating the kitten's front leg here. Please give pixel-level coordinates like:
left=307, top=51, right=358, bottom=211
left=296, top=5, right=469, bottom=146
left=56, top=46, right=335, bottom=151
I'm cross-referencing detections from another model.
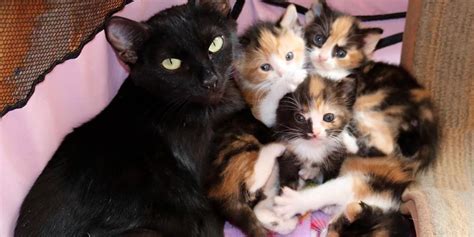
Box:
left=274, top=176, right=355, bottom=219
left=248, top=143, right=286, bottom=193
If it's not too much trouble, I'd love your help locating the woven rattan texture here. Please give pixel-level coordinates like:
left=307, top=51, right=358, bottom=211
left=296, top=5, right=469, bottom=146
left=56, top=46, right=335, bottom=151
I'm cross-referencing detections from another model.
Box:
left=0, top=1, right=126, bottom=117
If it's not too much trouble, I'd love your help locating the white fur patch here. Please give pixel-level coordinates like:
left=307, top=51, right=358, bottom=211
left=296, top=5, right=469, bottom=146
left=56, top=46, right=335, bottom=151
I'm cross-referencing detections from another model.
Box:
left=256, top=54, right=307, bottom=127
left=341, top=129, right=359, bottom=154
left=313, top=69, right=351, bottom=81
left=361, top=195, right=400, bottom=212
left=308, top=47, right=351, bottom=81
left=274, top=175, right=355, bottom=219
left=288, top=137, right=341, bottom=164
left=249, top=143, right=286, bottom=193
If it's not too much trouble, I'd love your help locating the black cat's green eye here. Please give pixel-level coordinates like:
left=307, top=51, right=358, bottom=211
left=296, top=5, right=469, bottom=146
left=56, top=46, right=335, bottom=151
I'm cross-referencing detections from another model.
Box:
left=314, top=34, right=326, bottom=47
left=285, top=52, right=294, bottom=61
left=335, top=47, right=347, bottom=58
left=162, top=58, right=182, bottom=70
left=323, top=113, right=335, bottom=122
left=209, top=36, right=224, bottom=53
left=260, top=63, right=273, bottom=71
left=295, top=113, right=306, bottom=123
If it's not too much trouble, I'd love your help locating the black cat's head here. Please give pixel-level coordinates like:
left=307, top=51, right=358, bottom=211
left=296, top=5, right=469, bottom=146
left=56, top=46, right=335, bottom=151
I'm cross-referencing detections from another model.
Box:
left=327, top=202, right=412, bottom=237
left=105, top=0, right=238, bottom=105
left=275, top=75, right=355, bottom=144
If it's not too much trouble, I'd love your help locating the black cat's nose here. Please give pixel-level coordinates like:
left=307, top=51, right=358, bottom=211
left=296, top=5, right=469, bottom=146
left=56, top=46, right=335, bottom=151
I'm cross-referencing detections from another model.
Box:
left=202, top=69, right=218, bottom=89
left=203, top=78, right=218, bottom=89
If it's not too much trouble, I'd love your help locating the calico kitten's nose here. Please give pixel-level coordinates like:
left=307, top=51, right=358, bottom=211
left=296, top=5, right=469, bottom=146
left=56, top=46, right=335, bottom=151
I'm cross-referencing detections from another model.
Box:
left=308, top=131, right=320, bottom=139
left=318, top=55, right=328, bottom=62
left=276, top=69, right=284, bottom=77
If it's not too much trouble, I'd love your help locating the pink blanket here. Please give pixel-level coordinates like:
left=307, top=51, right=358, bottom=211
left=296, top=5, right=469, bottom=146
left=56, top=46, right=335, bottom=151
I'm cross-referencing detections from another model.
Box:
left=0, top=1, right=407, bottom=236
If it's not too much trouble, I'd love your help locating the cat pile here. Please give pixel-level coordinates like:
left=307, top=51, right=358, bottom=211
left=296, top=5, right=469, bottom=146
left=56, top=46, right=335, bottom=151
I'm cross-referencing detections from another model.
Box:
left=14, top=1, right=437, bottom=237
left=210, top=1, right=437, bottom=237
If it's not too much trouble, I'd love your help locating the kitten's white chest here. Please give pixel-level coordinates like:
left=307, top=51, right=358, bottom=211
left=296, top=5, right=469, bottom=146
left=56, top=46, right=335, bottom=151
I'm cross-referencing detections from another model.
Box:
left=288, top=138, right=339, bottom=164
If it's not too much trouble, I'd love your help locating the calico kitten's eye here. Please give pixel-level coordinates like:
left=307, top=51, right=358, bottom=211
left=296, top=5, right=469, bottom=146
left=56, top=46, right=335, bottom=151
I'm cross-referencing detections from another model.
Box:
left=260, top=64, right=273, bottom=71
left=335, top=47, right=347, bottom=58
left=209, top=36, right=224, bottom=53
left=314, top=34, right=326, bottom=47
left=323, top=113, right=335, bottom=122
left=161, top=58, right=182, bottom=70
left=294, top=113, right=306, bottom=123
left=285, top=52, right=294, bottom=61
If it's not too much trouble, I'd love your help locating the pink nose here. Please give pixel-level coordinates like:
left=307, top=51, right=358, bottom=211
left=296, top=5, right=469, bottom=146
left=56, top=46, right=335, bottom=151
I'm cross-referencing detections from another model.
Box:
left=318, top=55, right=327, bottom=62
left=307, top=132, right=319, bottom=138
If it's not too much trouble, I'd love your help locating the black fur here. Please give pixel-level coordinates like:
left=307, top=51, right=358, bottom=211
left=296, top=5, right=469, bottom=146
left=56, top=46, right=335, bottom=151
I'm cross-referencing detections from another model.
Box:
left=15, top=3, right=243, bottom=237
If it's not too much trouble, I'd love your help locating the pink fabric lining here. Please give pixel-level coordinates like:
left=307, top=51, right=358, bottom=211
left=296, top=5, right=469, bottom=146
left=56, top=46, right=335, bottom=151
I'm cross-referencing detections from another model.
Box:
left=0, top=1, right=407, bottom=236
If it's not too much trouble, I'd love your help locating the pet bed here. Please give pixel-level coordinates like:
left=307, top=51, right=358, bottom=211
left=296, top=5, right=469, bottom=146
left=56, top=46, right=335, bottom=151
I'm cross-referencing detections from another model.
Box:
left=0, top=0, right=411, bottom=236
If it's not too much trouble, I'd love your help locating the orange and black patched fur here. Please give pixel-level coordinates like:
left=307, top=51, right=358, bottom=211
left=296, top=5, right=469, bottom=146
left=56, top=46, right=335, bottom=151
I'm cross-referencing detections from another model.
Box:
left=206, top=108, right=285, bottom=237
left=236, top=4, right=307, bottom=127
left=274, top=74, right=356, bottom=182
left=250, top=75, right=357, bottom=235
left=304, top=0, right=437, bottom=167
left=274, top=151, right=427, bottom=237
left=304, top=0, right=383, bottom=80
left=206, top=75, right=356, bottom=236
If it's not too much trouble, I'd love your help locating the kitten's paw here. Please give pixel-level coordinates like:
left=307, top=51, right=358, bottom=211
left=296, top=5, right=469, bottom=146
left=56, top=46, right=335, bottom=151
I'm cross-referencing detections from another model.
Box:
left=274, top=187, right=306, bottom=219
left=266, top=143, right=287, bottom=156
left=249, top=144, right=286, bottom=193
left=255, top=206, right=298, bottom=235
left=342, top=130, right=359, bottom=154
left=269, top=216, right=298, bottom=235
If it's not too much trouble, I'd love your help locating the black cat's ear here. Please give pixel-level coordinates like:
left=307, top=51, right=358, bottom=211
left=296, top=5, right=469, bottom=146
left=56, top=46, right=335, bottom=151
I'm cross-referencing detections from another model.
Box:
left=337, top=77, right=357, bottom=108
left=305, top=0, right=328, bottom=23
left=105, top=16, right=150, bottom=64
left=279, top=4, right=300, bottom=29
left=193, top=0, right=231, bottom=16
left=360, top=27, right=383, bottom=55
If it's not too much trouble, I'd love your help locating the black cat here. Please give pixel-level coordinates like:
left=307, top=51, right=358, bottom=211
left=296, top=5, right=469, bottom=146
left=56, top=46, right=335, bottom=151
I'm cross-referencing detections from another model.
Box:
left=14, top=1, right=243, bottom=236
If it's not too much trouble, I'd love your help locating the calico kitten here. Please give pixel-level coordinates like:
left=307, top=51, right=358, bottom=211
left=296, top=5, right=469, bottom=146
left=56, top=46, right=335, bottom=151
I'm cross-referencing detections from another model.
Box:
left=274, top=74, right=355, bottom=182
left=274, top=151, right=424, bottom=237
left=15, top=1, right=241, bottom=237
left=252, top=74, right=356, bottom=235
left=304, top=0, right=437, bottom=163
left=236, top=4, right=307, bottom=127
left=304, top=0, right=383, bottom=80
left=207, top=109, right=287, bottom=237
left=207, top=74, right=355, bottom=236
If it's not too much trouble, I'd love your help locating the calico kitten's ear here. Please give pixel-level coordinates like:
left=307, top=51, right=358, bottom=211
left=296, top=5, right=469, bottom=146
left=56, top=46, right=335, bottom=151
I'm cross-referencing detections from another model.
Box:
left=192, top=0, right=231, bottom=16
left=336, top=77, right=357, bottom=107
left=344, top=201, right=366, bottom=223
left=305, top=0, right=328, bottom=23
left=239, top=36, right=251, bottom=47
left=105, top=17, right=150, bottom=64
left=279, top=4, right=299, bottom=29
left=360, top=27, right=384, bottom=55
